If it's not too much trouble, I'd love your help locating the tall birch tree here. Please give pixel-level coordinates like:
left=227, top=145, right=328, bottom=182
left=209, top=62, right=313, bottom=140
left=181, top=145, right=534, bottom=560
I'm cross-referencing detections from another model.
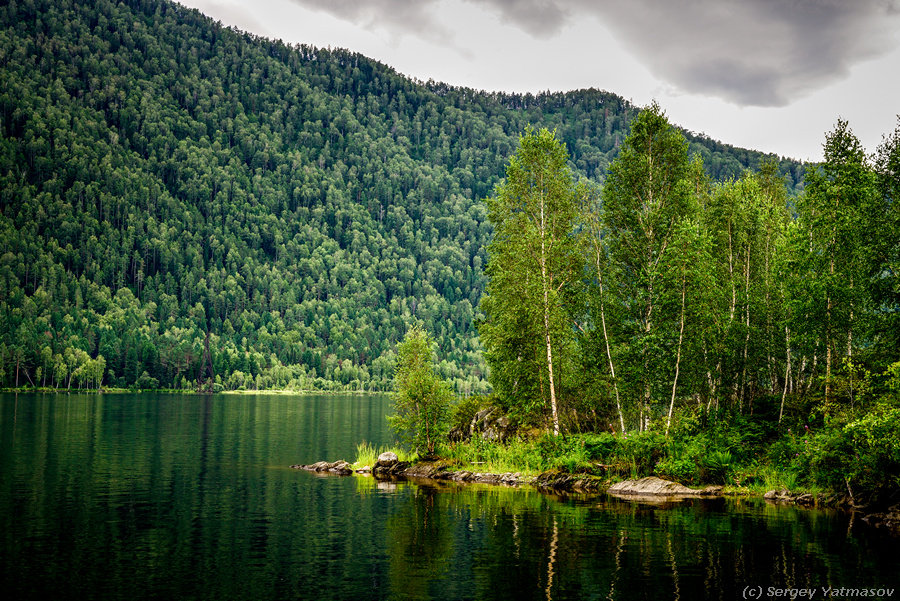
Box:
left=479, top=128, right=585, bottom=435
left=871, top=119, right=900, bottom=366
left=789, top=120, right=877, bottom=407
left=601, top=103, right=695, bottom=430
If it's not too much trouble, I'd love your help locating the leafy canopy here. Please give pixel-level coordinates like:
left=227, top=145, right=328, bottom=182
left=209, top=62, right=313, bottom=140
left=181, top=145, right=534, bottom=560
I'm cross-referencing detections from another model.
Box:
left=388, top=325, right=452, bottom=457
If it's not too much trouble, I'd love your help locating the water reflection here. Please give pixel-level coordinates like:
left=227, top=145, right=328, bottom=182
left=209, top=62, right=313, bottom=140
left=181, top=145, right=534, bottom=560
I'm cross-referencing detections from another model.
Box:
left=387, top=485, right=453, bottom=600
left=380, top=482, right=900, bottom=601
left=1, top=394, right=898, bottom=601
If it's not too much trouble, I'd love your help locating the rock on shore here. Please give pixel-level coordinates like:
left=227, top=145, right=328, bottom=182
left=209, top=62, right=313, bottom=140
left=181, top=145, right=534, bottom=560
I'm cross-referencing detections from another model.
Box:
left=291, top=460, right=899, bottom=534
left=607, top=477, right=724, bottom=497
left=291, top=460, right=353, bottom=475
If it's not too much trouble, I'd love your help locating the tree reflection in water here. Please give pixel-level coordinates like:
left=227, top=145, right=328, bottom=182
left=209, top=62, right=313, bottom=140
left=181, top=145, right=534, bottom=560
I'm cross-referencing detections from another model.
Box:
left=381, top=481, right=900, bottom=601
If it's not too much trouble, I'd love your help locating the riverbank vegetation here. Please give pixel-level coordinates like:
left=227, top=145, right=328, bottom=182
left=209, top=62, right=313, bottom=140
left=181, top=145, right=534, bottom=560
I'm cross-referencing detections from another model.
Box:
left=385, top=110, right=900, bottom=506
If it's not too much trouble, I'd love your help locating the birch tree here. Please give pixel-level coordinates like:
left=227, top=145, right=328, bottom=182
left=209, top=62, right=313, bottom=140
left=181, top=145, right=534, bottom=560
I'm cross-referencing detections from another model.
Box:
left=583, top=191, right=626, bottom=433
left=870, top=119, right=900, bottom=365
left=479, top=128, right=585, bottom=435
left=389, top=325, right=452, bottom=457
left=788, top=120, right=876, bottom=408
left=601, top=103, right=695, bottom=430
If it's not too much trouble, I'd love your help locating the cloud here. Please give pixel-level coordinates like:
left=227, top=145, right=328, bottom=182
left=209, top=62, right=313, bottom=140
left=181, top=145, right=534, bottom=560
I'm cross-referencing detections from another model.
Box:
left=186, top=0, right=273, bottom=37
left=291, top=0, right=900, bottom=107
left=463, top=0, right=571, bottom=38
left=476, top=0, right=900, bottom=106
left=585, top=0, right=900, bottom=106
left=289, top=0, right=455, bottom=45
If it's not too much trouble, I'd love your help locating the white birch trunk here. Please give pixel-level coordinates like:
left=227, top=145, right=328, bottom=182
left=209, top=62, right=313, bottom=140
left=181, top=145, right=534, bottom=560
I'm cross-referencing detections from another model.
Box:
left=666, top=273, right=686, bottom=436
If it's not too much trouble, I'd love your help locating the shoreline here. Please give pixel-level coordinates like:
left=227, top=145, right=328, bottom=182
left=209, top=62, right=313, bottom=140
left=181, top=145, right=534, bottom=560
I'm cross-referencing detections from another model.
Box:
left=293, top=458, right=900, bottom=533
left=0, top=387, right=387, bottom=396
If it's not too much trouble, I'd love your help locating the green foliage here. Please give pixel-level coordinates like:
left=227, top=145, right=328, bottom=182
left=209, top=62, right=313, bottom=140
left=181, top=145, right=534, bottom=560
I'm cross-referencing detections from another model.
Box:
left=617, top=431, right=667, bottom=476
left=352, top=441, right=413, bottom=469
left=479, top=127, right=586, bottom=433
left=841, top=405, right=900, bottom=497
left=0, top=0, right=801, bottom=395
left=885, top=361, right=900, bottom=403
left=448, top=394, right=493, bottom=434
left=700, top=450, right=734, bottom=484
left=787, top=119, right=880, bottom=409
left=136, top=371, right=160, bottom=390
left=444, top=436, right=547, bottom=475
left=655, top=458, right=699, bottom=483
left=388, top=326, right=452, bottom=457
left=580, top=433, right=619, bottom=460
left=760, top=401, right=900, bottom=500
left=600, top=103, right=701, bottom=430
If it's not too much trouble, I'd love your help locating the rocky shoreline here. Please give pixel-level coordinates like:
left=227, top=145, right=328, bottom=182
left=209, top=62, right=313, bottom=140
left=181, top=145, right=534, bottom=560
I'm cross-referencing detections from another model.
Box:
left=291, top=452, right=608, bottom=491
left=291, top=453, right=900, bottom=534
left=294, top=455, right=723, bottom=496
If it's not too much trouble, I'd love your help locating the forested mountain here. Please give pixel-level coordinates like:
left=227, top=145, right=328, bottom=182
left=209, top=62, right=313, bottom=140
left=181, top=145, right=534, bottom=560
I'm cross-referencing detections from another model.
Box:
left=0, top=0, right=804, bottom=392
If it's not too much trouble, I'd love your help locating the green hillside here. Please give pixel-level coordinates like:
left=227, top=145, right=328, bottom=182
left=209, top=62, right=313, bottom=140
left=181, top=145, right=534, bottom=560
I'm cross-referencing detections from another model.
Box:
left=0, top=0, right=804, bottom=392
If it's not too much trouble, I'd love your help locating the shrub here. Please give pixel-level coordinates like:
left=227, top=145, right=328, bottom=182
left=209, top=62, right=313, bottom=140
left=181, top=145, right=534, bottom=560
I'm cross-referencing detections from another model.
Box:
left=618, top=431, right=666, bottom=477
left=700, top=450, right=733, bottom=484
left=842, top=405, right=900, bottom=500
left=766, top=431, right=805, bottom=471
left=389, top=326, right=452, bottom=458
left=449, top=394, right=489, bottom=435
left=581, top=433, right=619, bottom=461
left=655, top=457, right=698, bottom=483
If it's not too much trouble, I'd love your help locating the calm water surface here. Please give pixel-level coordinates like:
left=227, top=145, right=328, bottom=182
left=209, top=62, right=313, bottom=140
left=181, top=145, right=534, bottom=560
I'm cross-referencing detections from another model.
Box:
left=1, top=393, right=898, bottom=600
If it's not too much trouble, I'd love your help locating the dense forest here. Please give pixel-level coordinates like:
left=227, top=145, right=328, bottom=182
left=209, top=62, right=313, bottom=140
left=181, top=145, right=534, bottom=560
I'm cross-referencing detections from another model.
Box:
left=479, top=111, right=900, bottom=431
left=0, top=0, right=805, bottom=393
left=441, top=109, right=899, bottom=502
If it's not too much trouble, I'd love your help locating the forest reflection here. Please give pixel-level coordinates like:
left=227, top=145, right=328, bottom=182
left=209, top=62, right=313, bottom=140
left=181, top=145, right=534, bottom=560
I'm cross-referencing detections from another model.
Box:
left=380, top=479, right=896, bottom=601
left=2, top=394, right=897, bottom=601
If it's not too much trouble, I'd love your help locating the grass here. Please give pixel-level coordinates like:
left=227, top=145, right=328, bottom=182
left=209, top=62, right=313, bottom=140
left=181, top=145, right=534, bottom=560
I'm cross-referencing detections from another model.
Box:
left=352, top=425, right=855, bottom=503
left=351, top=441, right=415, bottom=470
left=443, top=440, right=544, bottom=476
left=439, top=435, right=607, bottom=478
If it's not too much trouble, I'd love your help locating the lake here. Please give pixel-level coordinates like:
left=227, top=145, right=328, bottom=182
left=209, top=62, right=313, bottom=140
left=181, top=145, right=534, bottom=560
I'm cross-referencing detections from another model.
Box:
left=1, top=393, right=898, bottom=600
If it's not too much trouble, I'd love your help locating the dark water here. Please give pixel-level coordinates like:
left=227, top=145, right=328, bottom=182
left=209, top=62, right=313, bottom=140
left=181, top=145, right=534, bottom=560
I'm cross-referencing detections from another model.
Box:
left=1, top=393, right=898, bottom=601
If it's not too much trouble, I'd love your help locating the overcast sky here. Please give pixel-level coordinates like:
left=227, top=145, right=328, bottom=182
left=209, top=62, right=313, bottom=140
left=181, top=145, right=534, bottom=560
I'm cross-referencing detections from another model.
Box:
left=178, top=0, right=900, bottom=162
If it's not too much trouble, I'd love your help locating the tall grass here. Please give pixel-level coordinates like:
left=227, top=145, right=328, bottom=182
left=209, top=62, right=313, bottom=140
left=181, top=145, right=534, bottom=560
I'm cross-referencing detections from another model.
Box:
left=351, top=441, right=414, bottom=469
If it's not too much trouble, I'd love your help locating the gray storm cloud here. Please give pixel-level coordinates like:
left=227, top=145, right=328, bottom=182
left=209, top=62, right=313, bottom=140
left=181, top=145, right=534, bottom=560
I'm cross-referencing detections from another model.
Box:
left=293, top=0, right=454, bottom=44
left=581, top=0, right=900, bottom=106
left=290, top=0, right=900, bottom=106
left=465, top=0, right=570, bottom=38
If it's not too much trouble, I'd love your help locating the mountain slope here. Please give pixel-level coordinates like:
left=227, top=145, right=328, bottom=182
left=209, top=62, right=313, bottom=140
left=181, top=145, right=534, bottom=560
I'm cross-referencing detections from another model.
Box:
left=0, top=0, right=804, bottom=391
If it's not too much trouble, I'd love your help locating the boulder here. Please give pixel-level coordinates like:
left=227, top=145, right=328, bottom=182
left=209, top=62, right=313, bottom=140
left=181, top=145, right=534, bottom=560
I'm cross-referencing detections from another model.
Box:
left=608, top=476, right=721, bottom=497
left=293, top=460, right=352, bottom=475
left=483, top=416, right=513, bottom=442
left=764, top=488, right=790, bottom=500
left=373, top=459, right=410, bottom=477
left=470, top=407, right=495, bottom=435
left=468, top=407, right=516, bottom=442
left=861, top=504, right=900, bottom=533
left=375, top=451, right=398, bottom=467
left=448, top=426, right=467, bottom=442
